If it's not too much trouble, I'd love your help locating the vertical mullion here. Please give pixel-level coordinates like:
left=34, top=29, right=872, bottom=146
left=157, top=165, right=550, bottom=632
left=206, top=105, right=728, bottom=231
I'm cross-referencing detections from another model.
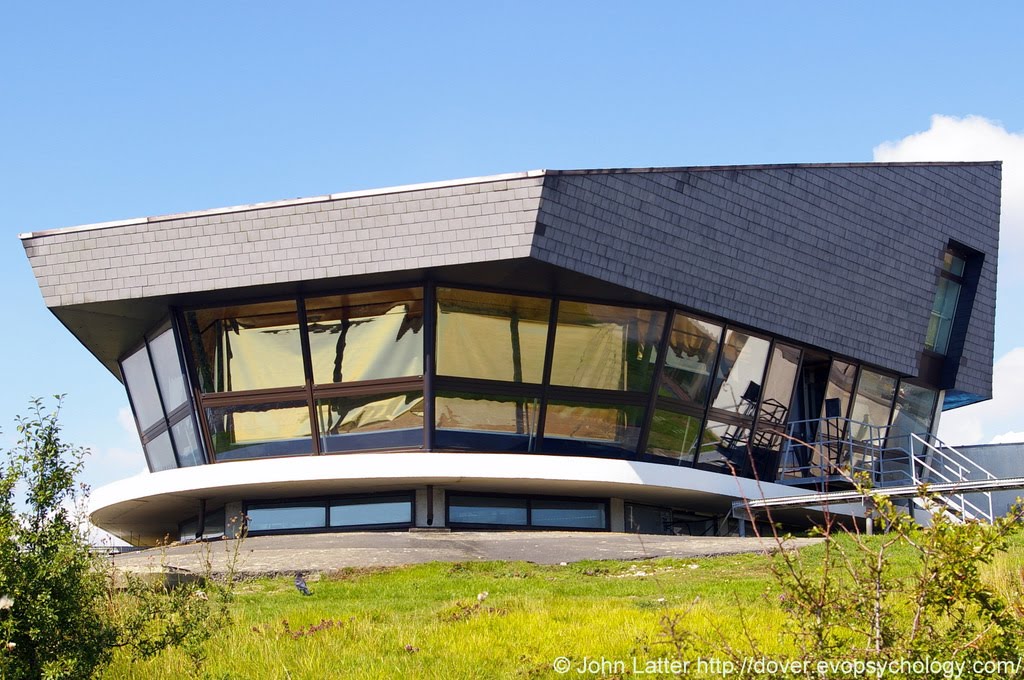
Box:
left=692, top=324, right=728, bottom=467
left=636, top=308, right=674, bottom=458
left=142, top=333, right=181, bottom=466
left=423, top=281, right=436, bottom=451
left=296, top=297, right=322, bottom=455
left=534, top=296, right=561, bottom=451
left=179, top=309, right=219, bottom=463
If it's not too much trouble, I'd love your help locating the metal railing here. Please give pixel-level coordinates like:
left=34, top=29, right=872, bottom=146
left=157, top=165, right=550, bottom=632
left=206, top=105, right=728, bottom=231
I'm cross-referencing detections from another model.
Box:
left=777, top=417, right=995, bottom=524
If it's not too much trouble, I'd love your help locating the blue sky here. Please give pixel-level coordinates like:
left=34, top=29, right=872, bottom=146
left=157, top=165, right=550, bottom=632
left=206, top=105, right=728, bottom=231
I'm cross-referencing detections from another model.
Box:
left=2, top=2, right=1023, bottom=491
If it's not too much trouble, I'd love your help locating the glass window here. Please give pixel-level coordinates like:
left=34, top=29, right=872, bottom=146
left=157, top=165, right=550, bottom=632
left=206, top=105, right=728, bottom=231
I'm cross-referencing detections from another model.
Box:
left=316, top=392, right=423, bottom=453
left=889, top=382, right=938, bottom=445
left=185, top=300, right=305, bottom=393
left=848, top=369, right=897, bottom=443
left=925, top=277, right=961, bottom=355
left=695, top=420, right=751, bottom=474
left=171, top=416, right=205, bottom=467
left=645, top=406, right=702, bottom=463
left=149, top=328, right=189, bottom=412
left=821, top=360, right=856, bottom=422
left=550, top=301, right=666, bottom=392
left=437, top=288, right=550, bottom=383
left=758, top=344, right=799, bottom=426
left=531, top=500, right=606, bottom=529
left=709, top=331, right=770, bottom=415
left=943, top=250, right=966, bottom=276
left=542, top=401, right=644, bottom=455
left=144, top=430, right=177, bottom=473
left=122, top=345, right=164, bottom=432
left=306, top=288, right=424, bottom=384
left=206, top=400, right=313, bottom=461
left=657, top=313, right=722, bottom=406
left=330, top=497, right=412, bottom=527
left=435, top=392, right=540, bottom=452
left=448, top=496, right=528, bottom=526
left=246, top=504, right=325, bottom=532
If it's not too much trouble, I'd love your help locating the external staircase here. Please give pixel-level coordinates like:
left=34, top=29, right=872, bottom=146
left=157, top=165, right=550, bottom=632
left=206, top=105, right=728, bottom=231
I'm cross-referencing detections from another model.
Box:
left=732, top=417, right=1024, bottom=533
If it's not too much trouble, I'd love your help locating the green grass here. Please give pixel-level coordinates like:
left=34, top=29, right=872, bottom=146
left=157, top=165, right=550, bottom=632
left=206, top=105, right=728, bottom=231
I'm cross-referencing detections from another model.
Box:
left=100, top=534, right=1024, bottom=680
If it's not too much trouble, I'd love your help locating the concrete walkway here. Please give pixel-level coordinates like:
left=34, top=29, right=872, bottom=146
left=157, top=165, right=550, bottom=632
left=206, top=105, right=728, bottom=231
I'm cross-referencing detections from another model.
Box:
left=108, top=531, right=820, bottom=576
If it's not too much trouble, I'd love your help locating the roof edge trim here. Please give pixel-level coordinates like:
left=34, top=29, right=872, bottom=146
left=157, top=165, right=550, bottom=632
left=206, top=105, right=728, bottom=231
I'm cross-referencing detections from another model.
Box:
left=19, top=169, right=549, bottom=240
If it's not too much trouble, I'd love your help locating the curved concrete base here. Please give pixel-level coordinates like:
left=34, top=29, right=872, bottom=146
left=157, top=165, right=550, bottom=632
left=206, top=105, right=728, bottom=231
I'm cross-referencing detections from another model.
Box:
left=90, top=452, right=853, bottom=544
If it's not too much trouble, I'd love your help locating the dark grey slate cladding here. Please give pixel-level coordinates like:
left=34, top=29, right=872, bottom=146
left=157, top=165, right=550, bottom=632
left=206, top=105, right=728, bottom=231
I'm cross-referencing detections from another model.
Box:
left=532, top=163, right=999, bottom=401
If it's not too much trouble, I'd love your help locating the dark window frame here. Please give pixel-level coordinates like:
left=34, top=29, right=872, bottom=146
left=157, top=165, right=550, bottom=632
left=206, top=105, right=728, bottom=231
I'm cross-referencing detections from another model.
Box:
left=445, top=491, right=610, bottom=531
left=243, top=491, right=416, bottom=535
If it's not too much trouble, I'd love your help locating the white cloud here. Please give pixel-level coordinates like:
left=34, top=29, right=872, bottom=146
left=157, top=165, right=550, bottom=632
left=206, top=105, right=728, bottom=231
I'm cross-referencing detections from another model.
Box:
left=991, top=431, right=1024, bottom=445
left=117, top=406, right=137, bottom=436
left=875, top=115, right=1024, bottom=447
left=940, top=347, right=1024, bottom=445
left=874, top=114, right=1024, bottom=254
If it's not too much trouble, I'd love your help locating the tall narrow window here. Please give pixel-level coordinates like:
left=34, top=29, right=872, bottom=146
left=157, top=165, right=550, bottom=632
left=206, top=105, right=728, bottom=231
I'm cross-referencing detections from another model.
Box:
left=925, top=249, right=965, bottom=355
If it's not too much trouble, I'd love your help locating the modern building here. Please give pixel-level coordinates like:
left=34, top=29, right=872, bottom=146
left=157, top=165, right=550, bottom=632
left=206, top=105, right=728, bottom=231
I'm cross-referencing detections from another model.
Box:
left=20, top=162, right=1000, bottom=545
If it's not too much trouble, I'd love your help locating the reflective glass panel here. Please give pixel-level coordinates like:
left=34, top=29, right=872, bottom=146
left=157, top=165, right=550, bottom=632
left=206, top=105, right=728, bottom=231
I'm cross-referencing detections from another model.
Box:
left=306, top=288, right=424, bottom=384
left=889, top=383, right=938, bottom=444
left=709, top=331, right=770, bottom=415
left=550, top=302, right=666, bottom=392
left=122, top=345, right=163, bottom=432
left=925, top=277, right=961, bottom=355
left=316, top=392, right=423, bottom=453
left=206, top=400, right=312, bottom=461
left=330, top=498, right=412, bottom=527
left=144, top=430, right=177, bottom=473
left=758, top=344, right=800, bottom=426
left=542, top=401, right=644, bottom=455
left=657, top=313, right=722, bottom=406
left=821, top=360, right=857, bottom=422
left=437, top=288, right=550, bottom=383
left=943, top=250, right=966, bottom=276
left=185, top=300, right=304, bottom=393
left=531, top=500, right=606, bottom=529
left=171, top=415, right=204, bottom=467
left=448, top=496, right=528, bottom=525
left=246, top=505, right=325, bottom=532
left=436, top=392, right=539, bottom=452
left=695, top=420, right=751, bottom=474
left=149, top=328, right=189, bottom=412
left=645, top=406, right=702, bottom=463
left=848, top=369, right=897, bottom=442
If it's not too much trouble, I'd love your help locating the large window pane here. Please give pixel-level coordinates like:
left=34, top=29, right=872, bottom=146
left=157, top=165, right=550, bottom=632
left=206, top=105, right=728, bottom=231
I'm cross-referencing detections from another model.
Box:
left=758, top=344, right=799, bottom=426
left=437, top=288, right=550, bottom=383
left=821, top=360, right=856, bottom=421
left=888, top=383, right=938, bottom=452
left=247, top=505, right=325, bottom=532
left=330, top=497, right=412, bottom=527
left=144, top=430, right=177, bottom=473
left=695, top=420, right=751, bottom=474
left=306, top=288, right=424, bottom=384
left=436, top=392, right=539, bottom=452
left=542, top=401, right=644, bottom=456
left=645, top=406, right=702, bottom=463
left=531, top=500, right=606, bottom=529
left=122, top=345, right=163, bottom=432
left=657, top=313, right=722, bottom=406
left=206, top=400, right=312, bottom=461
left=316, top=392, right=423, bottom=452
left=149, top=328, right=189, bottom=412
left=171, top=416, right=204, bottom=467
left=448, top=496, right=528, bottom=526
left=185, top=300, right=305, bottom=393
left=925, top=277, right=961, bottom=355
left=550, top=302, right=666, bottom=392
left=848, top=369, right=897, bottom=442
left=709, top=331, right=770, bottom=415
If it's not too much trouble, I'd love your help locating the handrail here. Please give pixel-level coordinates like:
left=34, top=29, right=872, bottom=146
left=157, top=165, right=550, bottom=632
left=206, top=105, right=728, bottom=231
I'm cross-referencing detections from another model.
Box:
left=776, top=417, right=995, bottom=524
